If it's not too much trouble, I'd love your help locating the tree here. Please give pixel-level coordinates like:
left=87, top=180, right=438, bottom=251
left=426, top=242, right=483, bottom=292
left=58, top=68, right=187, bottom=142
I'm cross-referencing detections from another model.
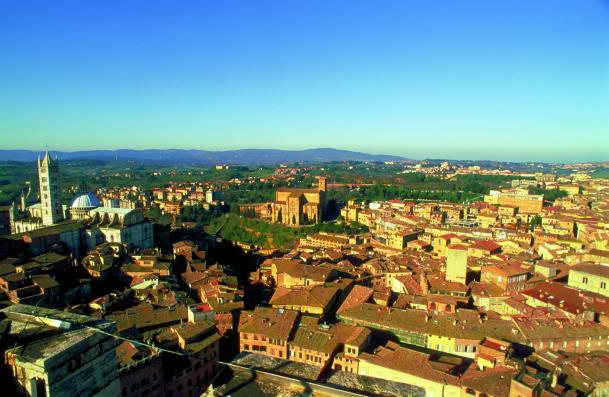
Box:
left=529, top=215, right=542, bottom=231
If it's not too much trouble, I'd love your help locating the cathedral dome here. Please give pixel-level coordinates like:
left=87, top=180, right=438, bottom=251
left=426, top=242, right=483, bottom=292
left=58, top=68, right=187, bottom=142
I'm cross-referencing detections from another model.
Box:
left=69, top=192, right=101, bottom=209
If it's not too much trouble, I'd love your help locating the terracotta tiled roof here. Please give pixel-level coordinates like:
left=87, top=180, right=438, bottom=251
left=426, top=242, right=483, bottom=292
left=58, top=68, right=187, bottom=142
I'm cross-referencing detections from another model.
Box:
left=460, top=365, right=518, bottom=396
left=269, top=285, right=339, bottom=309
left=339, top=303, right=521, bottom=342
left=570, top=262, right=609, bottom=278
left=359, top=342, right=460, bottom=385
left=337, top=285, right=373, bottom=313
left=521, top=281, right=609, bottom=316
left=238, top=306, right=298, bottom=341
left=470, top=240, right=502, bottom=252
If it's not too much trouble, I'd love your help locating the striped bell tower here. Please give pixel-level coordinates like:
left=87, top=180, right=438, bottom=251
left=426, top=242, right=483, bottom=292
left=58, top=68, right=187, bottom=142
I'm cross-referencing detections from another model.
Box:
left=38, top=147, right=64, bottom=225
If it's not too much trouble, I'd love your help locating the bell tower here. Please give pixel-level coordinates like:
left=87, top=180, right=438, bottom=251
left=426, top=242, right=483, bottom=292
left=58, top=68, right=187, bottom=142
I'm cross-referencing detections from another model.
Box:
left=38, top=148, right=63, bottom=225
left=317, top=176, right=327, bottom=192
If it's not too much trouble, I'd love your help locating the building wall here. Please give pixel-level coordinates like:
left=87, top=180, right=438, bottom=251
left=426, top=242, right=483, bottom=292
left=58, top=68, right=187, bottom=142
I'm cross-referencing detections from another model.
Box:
left=497, top=193, right=543, bottom=215
left=289, top=346, right=333, bottom=367
left=526, top=335, right=609, bottom=354
left=332, top=354, right=359, bottom=373
left=270, top=303, right=324, bottom=316
left=446, top=248, right=467, bottom=284
left=357, top=360, right=461, bottom=397
left=60, top=228, right=86, bottom=258
left=119, top=356, right=164, bottom=397
left=240, top=332, right=288, bottom=359
left=568, top=269, right=609, bottom=298
left=162, top=341, right=220, bottom=397
left=426, top=335, right=478, bottom=359
left=7, top=330, right=121, bottom=397
left=97, top=222, right=153, bottom=249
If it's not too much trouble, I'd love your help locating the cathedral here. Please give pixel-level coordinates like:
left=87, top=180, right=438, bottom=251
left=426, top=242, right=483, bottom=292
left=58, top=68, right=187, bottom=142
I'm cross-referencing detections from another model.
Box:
left=271, top=177, right=327, bottom=226
left=10, top=150, right=64, bottom=233
left=8, top=149, right=153, bottom=257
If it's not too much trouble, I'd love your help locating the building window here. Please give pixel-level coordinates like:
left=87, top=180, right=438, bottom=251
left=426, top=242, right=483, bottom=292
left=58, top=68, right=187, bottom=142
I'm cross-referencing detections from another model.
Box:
left=583, top=277, right=589, bottom=284
left=602, top=282, right=607, bottom=289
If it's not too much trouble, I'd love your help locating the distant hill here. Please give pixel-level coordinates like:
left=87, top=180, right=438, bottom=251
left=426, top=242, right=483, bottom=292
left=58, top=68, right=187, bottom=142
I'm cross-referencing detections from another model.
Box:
left=0, top=148, right=407, bottom=165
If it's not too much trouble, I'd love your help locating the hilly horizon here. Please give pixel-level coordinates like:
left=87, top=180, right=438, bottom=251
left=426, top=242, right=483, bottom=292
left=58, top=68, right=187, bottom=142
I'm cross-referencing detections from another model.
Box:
left=0, top=148, right=407, bottom=165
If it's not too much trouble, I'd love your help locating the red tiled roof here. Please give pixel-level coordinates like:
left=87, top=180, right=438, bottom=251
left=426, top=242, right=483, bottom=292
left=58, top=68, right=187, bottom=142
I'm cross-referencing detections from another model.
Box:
left=470, top=240, right=501, bottom=252
left=521, top=281, right=609, bottom=315
left=447, top=243, right=468, bottom=251
left=337, top=285, right=373, bottom=313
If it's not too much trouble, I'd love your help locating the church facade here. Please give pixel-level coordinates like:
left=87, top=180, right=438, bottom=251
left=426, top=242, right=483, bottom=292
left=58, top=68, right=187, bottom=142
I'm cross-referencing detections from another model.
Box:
left=271, top=177, right=327, bottom=226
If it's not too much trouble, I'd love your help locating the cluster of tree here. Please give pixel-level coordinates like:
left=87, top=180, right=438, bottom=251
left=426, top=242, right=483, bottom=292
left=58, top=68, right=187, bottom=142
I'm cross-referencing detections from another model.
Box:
left=529, top=186, right=569, bottom=202
left=209, top=213, right=369, bottom=249
left=529, top=215, right=543, bottom=231
left=144, top=206, right=173, bottom=225
left=176, top=204, right=227, bottom=225
left=324, top=174, right=517, bottom=205
left=329, top=184, right=487, bottom=204
left=310, top=221, right=369, bottom=235
left=222, top=181, right=285, bottom=204
left=209, top=214, right=299, bottom=248
left=454, top=174, right=517, bottom=194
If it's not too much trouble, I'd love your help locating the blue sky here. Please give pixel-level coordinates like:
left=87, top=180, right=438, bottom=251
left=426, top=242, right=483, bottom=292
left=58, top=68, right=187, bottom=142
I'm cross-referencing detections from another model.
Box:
left=1, top=0, right=608, bottom=162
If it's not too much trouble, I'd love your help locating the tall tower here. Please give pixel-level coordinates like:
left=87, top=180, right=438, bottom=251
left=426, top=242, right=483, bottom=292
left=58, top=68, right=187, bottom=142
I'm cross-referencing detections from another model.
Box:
left=317, top=176, right=327, bottom=192
left=38, top=149, right=63, bottom=225
left=446, top=244, right=468, bottom=285
left=9, top=201, right=18, bottom=234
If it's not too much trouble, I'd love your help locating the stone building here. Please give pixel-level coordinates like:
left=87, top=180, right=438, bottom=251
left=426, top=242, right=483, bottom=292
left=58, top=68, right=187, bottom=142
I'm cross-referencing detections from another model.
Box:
left=1, top=304, right=121, bottom=397
left=272, top=177, right=327, bottom=225
left=6, top=149, right=153, bottom=257
left=83, top=207, right=153, bottom=249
